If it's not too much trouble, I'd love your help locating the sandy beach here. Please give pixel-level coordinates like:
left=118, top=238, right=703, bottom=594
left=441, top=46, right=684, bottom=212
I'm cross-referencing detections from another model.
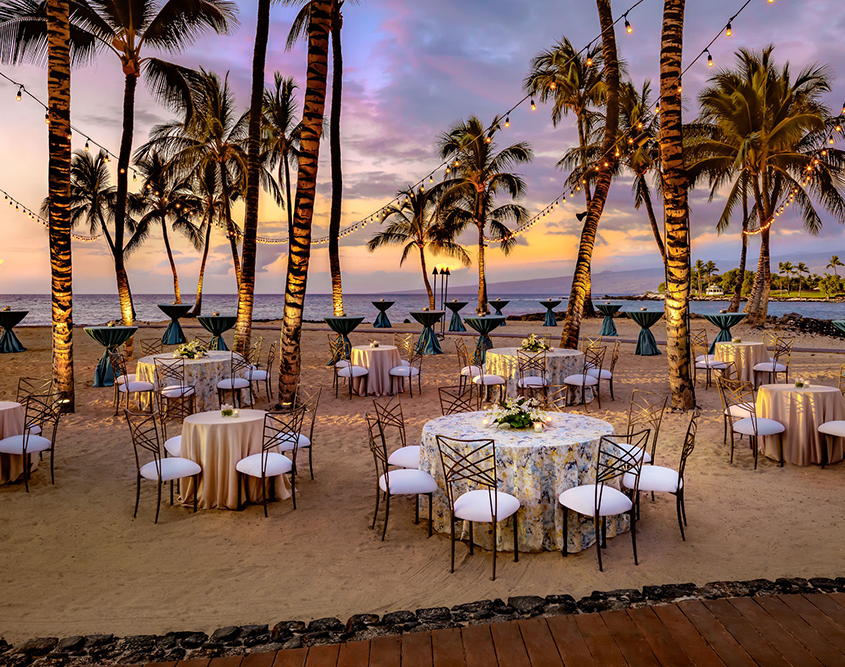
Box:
left=1, top=316, right=844, bottom=644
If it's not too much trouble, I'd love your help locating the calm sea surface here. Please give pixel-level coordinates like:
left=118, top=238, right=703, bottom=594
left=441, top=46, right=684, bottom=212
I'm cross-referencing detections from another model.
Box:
left=3, top=293, right=844, bottom=326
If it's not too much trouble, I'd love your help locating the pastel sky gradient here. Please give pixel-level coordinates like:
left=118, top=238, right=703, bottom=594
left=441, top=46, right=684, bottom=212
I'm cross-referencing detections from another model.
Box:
left=0, top=0, right=843, bottom=295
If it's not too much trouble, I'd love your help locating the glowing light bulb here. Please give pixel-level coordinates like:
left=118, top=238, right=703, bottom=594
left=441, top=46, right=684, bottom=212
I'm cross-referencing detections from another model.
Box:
left=549, top=81, right=556, bottom=90
left=586, top=57, right=593, bottom=67
left=707, top=51, right=713, bottom=67
left=84, top=140, right=90, bottom=152
left=530, top=99, right=536, bottom=111
left=16, top=86, right=22, bottom=101
left=505, top=116, right=510, bottom=127
left=625, top=18, right=632, bottom=33
left=725, top=22, right=732, bottom=36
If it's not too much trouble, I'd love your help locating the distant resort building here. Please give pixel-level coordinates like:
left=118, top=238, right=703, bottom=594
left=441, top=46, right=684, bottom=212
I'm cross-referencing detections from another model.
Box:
left=705, top=284, right=724, bottom=296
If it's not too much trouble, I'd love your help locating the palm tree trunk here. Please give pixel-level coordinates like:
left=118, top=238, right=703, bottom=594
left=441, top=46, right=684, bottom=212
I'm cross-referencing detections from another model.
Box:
left=47, top=0, right=74, bottom=411
left=234, top=0, right=271, bottom=355
left=560, top=0, right=620, bottom=349
left=728, top=188, right=748, bottom=312
left=161, top=221, right=181, bottom=304
left=282, top=158, right=294, bottom=240
left=476, top=196, right=487, bottom=315
left=191, top=211, right=213, bottom=316
left=279, top=0, right=333, bottom=403
left=220, top=166, right=241, bottom=285
left=576, top=116, right=596, bottom=319
left=419, top=244, right=434, bottom=308
left=744, top=176, right=771, bottom=324
left=115, top=73, right=137, bottom=357
left=328, top=2, right=344, bottom=316
left=659, top=0, right=694, bottom=410
left=641, top=184, right=667, bottom=265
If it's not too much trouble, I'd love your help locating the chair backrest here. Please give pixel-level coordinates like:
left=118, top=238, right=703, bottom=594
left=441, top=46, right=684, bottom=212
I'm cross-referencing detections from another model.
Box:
left=373, top=396, right=406, bottom=448
left=544, top=385, right=568, bottom=411
left=595, top=429, right=650, bottom=505
left=393, top=333, right=415, bottom=359
left=762, top=331, right=779, bottom=352
left=367, top=414, right=391, bottom=490
left=627, top=389, right=668, bottom=461
left=229, top=349, right=252, bottom=381
left=260, top=406, right=307, bottom=475
left=716, top=375, right=756, bottom=422
left=677, top=409, right=700, bottom=484
left=607, top=340, right=621, bottom=373
left=266, top=342, right=277, bottom=372
left=690, top=335, right=709, bottom=362
left=294, top=386, right=321, bottom=443
left=140, top=338, right=163, bottom=356
left=23, top=391, right=63, bottom=446
left=517, top=349, right=547, bottom=383
left=580, top=335, right=603, bottom=352
left=583, top=345, right=606, bottom=375
left=328, top=336, right=350, bottom=365
left=249, top=339, right=263, bottom=368
left=772, top=336, right=794, bottom=367
left=107, top=349, right=129, bottom=382
left=455, top=338, right=471, bottom=370
left=839, top=364, right=845, bottom=395
left=435, top=435, right=500, bottom=515
left=160, top=392, right=194, bottom=439
left=16, top=377, right=53, bottom=404
left=154, top=357, right=186, bottom=390
left=194, top=334, right=212, bottom=348
left=438, top=385, right=475, bottom=415
left=125, top=409, right=162, bottom=476
left=720, top=361, right=737, bottom=380
left=690, top=329, right=708, bottom=353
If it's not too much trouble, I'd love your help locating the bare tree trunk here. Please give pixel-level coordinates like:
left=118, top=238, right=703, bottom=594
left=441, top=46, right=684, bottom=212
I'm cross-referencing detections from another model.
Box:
left=642, top=185, right=667, bottom=266
left=47, top=0, right=74, bottom=411
left=191, top=212, right=212, bottom=316
left=728, top=187, right=748, bottom=312
left=220, top=166, right=241, bottom=286
left=115, top=73, right=137, bottom=358
left=328, top=1, right=345, bottom=316
left=161, top=221, right=181, bottom=303
left=476, top=216, right=487, bottom=315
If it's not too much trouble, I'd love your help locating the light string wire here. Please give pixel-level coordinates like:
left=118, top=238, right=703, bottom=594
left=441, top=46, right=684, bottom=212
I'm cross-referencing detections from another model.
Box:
left=1, top=188, right=100, bottom=241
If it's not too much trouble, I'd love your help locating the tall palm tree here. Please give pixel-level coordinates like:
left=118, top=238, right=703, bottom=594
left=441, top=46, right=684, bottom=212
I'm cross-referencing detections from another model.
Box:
left=46, top=0, right=74, bottom=410
left=190, top=162, right=223, bottom=315
left=133, top=152, right=203, bottom=303
left=795, top=261, right=809, bottom=295
left=778, top=260, right=794, bottom=295
left=279, top=0, right=333, bottom=404
left=559, top=0, right=621, bottom=349
left=436, top=115, right=532, bottom=314
left=693, top=259, right=705, bottom=297
left=0, top=0, right=238, bottom=349
left=367, top=186, right=471, bottom=307
left=827, top=255, right=843, bottom=276
left=263, top=73, right=302, bottom=241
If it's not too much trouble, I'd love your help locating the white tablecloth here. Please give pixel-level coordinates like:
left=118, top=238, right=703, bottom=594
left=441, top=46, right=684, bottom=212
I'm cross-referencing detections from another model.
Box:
left=715, top=341, right=768, bottom=383
left=419, top=411, right=621, bottom=552
left=350, top=345, right=403, bottom=396
left=485, top=347, right=588, bottom=399
left=180, top=409, right=290, bottom=509
left=0, top=401, right=30, bottom=484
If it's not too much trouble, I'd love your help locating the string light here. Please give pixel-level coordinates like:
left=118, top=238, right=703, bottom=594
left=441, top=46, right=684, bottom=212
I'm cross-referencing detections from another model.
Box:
left=15, top=85, right=22, bottom=101
left=505, top=116, right=510, bottom=127
left=707, top=49, right=714, bottom=67
left=530, top=99, right=536, bottom=111
left=725, top=21, right=732, bottom=36
left=0, top=187, right=100, bottom=241
left=624, top=14, right=632, bottom=33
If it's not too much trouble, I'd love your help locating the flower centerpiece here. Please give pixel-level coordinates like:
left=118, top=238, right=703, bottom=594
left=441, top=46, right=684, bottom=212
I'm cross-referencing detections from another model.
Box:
left=732, top=337, right=742, bottom=343
left=520, top=333, right=550, bottom=352
left=174, top=339, right=207, bottom=360
left=221, top=403, right=234, bottom=417
left=486, top=397, right=546, bottom=430
left=795, top=378, right=810, bottom=388
left=369, top=340, right=380, bottom=348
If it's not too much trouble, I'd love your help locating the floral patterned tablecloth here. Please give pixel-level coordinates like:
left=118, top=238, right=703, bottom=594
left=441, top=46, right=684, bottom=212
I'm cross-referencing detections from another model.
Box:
left=419, top=411, right=624, bottom=553
left=485, top=347, right=587, bottom=399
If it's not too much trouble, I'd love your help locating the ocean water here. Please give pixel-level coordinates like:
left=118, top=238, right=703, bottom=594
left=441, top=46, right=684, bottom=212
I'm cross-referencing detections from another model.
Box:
left=2, top=293, right=844, bottom=326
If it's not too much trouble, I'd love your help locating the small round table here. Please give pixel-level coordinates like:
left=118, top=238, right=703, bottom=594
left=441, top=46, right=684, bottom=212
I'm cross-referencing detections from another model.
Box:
left=419, top=411, right=619, bottom=552
left=445, top=301, right=469, bottom=333
left=84, top=325, right=139, bottom=387
left=539, top=300, right=561, bottom=327
left=715, top=341, right=767, bottom=384
left=180, top=409, right=290, bottom=510
left=196, top=315, right=237, bottom=351
left=0, top=310, right=28, bottom=353
left=372, top=301, right=394, bottom=329
left=703, top=313, right=747, bottom=354
left=596, top=304, right=621, bottom=336
left=136, top=350, right=241, bottom=412
left=756, top=384, right=845, bottom=466
left=324, top=315, right=365, bottom=356
left=624, top=311, right=663, bottom=356
left=158, top=304, right=193, bottom=345
left=351, top=345, right=403, bottom=396
left=487, top=299, right=510, bottom=326
left=0, top=401, right=29, bottom=485
left=409, top=311, right=444, bottom=355
left=485, top=347, right=586, bottom=398
left=463, top=316, right=505, bottom=364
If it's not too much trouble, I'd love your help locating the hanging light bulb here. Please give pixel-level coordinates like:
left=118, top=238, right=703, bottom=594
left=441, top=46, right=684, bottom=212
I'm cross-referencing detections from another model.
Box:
left=84, top=140, right=90, bottom=152
left=530, top=99, right=536, bottom=111
left=485, top=135, right=491, bottom=143
left=707, top=50, right=713, bottom=67
left=586, top=56, right=593, bottom=67
left=725, top=22, right=732, bottom=37
left=16, top=85, right=22, bottom=101
left=625, top=16, right=632, bottom=33
left=836, top=125, right=842, bottom=132
left=677, top=85, right=683, bottom=94
left=44, top=112, right=49, bottom=124
left=104, top=155, right=109, bottom=164
left=429, top=175, right=433, bottom=183
left=505, top=115, right=510, bottom=128
left=549, top=81, right=556, bottom=90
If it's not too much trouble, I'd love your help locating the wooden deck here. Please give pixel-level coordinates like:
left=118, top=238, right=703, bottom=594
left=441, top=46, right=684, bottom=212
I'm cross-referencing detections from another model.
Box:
left=143, top=593, right=845, bottom=667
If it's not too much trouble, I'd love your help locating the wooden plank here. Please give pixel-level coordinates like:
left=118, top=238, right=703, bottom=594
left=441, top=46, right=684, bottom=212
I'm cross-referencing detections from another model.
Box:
left=174, top=660, right=211, bottom=667
left=600, top=610, right=660, bottom=667
left=336, top=640, right=370, bottom=667
left=460, top=625, right=497, bottom=667
left=516, top=618, right=564, bottom=667
left=827, top=593, right=845, bottom=611
left=780, top=594, right=845, bottom=655
left=240, top=653, right=278, bottom=667
left=755, top=596, right=845, bottom=666
left=207, top=657, right=245, bottom=667
left=431, top=628, right=466, bottom=667
left=145, top=662, right=178, bottom=667
left=273, top=648, right=307, bottom=667
left=545, top=614, right=595, bottom=667
left=369, top=635, right=402, bottom=667
left=676, top=600, right=755, bottom=667
left=807, top=593, right=845, bottom=629
left=626, top=607, right=694, bottom=667
left=650, top=604, right=726, bottom=667
left=728, top=598, right=823, bottom=667
left=401, top=631, right=433, bottom=667
left=573, top=614, right=626, bottom=667
left=489, top=621, right=531, bottom=667
left=303, top=644, right=340, bottom=667
left=703, top=599, right=790, bottom=667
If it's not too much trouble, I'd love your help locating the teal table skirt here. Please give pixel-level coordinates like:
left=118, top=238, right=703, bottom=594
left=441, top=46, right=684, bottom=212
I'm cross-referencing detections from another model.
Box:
left=85, top=326, right=138, bottom=386
left=372, top=301, right=394, bottom=329
left=410, top=311, right=444, bottom=355
left=539, top=300, right=561, bottom=327
left=197, top=315, right=237, bottom=351
left=325, top=316, right=365, bottom=364
left=703, top=313, right=747, bottom=354
left=625, top=311, right=663, bottom=356
left=446, top=302, right=468, bottom=332
left=158, top=304, right=193, bottom=345
left=0, top=310, right=27, bottom=353
left=596, top=304, right=622, bottom=337
left=464, top=316, right=505, bottom=364
left=487, top=300, right=509, bottom=327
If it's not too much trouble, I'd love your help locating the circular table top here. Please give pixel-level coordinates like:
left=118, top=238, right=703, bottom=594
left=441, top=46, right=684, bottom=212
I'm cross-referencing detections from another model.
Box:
left=85, top=325, right=137, bottom=331
left=352, top=345, right=397, bottom=352
left=139, top=350, right=232, bottom=366
left=486, top=347, right=582, bottom=359
left=0, top=401, right=21, bottom=412
left=185, top=409, right=267, bottom=427
left=716, top=341, right=764, bottom=348
left=759, top=383, right=840, bottom=396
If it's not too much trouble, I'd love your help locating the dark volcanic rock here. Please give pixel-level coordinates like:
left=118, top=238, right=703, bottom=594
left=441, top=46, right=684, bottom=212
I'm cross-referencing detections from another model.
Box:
left=17, top=638, right=58, bottom=656
left=508, top=596, right=545, bottom=615
left=382, top=610, right=417, bottom=626
left=345, top=614, right=379, bottom=633
left=210, top=626, right=240, bottom=644
left=239, top=625, right=269, bottom=639
left=416, top=607, right=451, bottom=622
left=307, top=618, right=343, bottom=633
left=54, top=638, right=84, bottom=653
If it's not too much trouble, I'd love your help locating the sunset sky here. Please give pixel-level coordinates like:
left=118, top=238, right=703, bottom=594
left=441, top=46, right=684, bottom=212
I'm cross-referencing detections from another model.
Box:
left=0, top=0, right=843, bottom=295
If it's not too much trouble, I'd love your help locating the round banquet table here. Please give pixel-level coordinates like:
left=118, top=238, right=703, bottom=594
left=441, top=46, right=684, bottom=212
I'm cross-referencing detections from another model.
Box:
left=0, top=310, right=28, bottom=353
left=420, top=411, right=622, bottom=552
left=756, top=384, right=845, bottom=466
left=136, top=350, right=245, bottom=412
left=703, top=313, right=747, bottom=354
left=487, top=299, right=510, bottom=326
left=596, top=304, right=621, bottom=337
left=0, top=401, right=31, bottom=484
left=372, top=301, right=394, bottom=328
left=196, top=315, right=237, bottom=351
left=84, top=325, right=139, bottom=387
left=158, top=304, right=193, bottom=345
left=485, top=347, right=587, bottom=399
left=715, top=341, right=768, bottom=384
left=446, top=301, right=469, bottom=333
left=180, top=409, right=290, bottom=510
left=539, top=300, right=561, bottom=327
left=351, top=345, right=403, bottom=396
left=463, top=316, right=505, bottom=364
left=410, top=311, right=444, bottom=355
left=624, top=311, right=663, bottom=356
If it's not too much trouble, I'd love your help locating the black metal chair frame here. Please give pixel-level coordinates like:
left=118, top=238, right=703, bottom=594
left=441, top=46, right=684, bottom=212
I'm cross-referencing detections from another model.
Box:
left=217, top=350, right=253, bottom=408
left=566, top=346, right=605, bottom=410
left=754, top=336, right=794, bottom=387
left=140, top=338, right=163, bottom=357
left=516, top=349, right=548, bottom=400
left=626, top=389, right=668, bottom=465
left=249, top=341, right=276, bottom=403
left=154, top=356, right=196, bottom=417
left=438, top=385, right=475, bottom=416
left=15, top=392, right=63, bottom=492
left=294, top=387, right=321, bottom=480
left=108, top=349, right=153, bottom=416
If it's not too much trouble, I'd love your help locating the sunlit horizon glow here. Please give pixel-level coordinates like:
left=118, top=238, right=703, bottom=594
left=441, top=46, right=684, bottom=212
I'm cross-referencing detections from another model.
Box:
left=0, top=0, right=843, bottom=295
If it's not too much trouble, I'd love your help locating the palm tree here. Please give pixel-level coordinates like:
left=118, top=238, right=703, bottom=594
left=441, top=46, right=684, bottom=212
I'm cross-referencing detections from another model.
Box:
left=694, top=259, right=705, bottom=297
left=778, top=261, right=794, bottom=295
left=0, top=0, right=237, bottom=344
left=436, top=115, right=532, bottom=314
left=46, top=0, right=74, bottom=410
left=795, top=261, right=809, bottom=295
left=279, top=0, right=333, bottom=404
left=704, top=260, right=718, bottom=290
left=191, top=162, right=224, bottom=315
left=133, top=153, right=203, bottom=303
left=827, top=255, right=843, bottom=276
left=367, top=186, right=471, bottom=307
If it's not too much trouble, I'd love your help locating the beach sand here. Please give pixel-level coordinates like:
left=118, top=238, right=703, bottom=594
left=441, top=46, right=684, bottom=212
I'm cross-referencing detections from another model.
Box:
left=1, top=316, right=844, bottom=643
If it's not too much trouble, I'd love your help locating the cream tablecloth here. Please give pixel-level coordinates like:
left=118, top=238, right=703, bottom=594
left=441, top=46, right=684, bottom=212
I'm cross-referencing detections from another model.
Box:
left=715, top=341, right=767, bottom=384
left=180, top=409, right=291, bottom=509
left=0, top=401, right=29, bottom=484
left=756, top=384, right=845, bottom=466
left=485, top=347, right=586, bottom=399
left=419, top=411, right=621, bottom=553
left=351, top=345, right=403, bottom=396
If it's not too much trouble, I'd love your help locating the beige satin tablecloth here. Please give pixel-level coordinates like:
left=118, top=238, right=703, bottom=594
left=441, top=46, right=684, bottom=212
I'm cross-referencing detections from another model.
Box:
left=351, top=345, right=403, bottom=396
left=715, top=341, right=768, bottom=384
left=0, top=401, right=29, bottom=484
left=756, top=384, right=845, bottom=466
left=180, top=409, right=291, bottom=509
left=485, top=347, right=588, bottom=399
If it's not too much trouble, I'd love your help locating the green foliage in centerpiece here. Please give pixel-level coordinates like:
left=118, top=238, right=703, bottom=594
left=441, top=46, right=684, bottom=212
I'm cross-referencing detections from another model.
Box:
left=174, top=339, right=208, bottom=360
left=488, top=397, right=546, bottom=430
left=520, top=333, right=550, bottom=352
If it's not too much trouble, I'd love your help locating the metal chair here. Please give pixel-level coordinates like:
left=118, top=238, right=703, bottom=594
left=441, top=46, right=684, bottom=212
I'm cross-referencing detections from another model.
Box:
left=216, top=350, right=252, bottom=408
left=389, top=347, right=424, bottom=397
left=248, top=341, right=276, bottom=402
left=588, top=340, right=620, bottom=402
left=624, top=390, right=668, bottom=465
left=373, top=397, right=419, bottom=469
left=438, top=385, right=475, bottom=416
left=563, top=346, right=605, bottom=410
left=516, top=349, right=548, bottom=400
left=0, top=391, right=64, bottom=491
left=753, top=336, right=794, bottom=387
left=108, top=349, right=154, bottom=415
left=455, top=338, right=483, bottom=392
left=140, top=338, right=163, bottom=356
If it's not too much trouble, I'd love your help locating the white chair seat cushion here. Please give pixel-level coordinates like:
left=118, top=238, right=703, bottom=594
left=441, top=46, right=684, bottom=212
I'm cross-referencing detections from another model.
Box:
left=0, top=433, right=52, bottom=454
left=615, top=442, right=652, bottom=464
left=695, top=359, right=727, bottom=370
left=119, top=381, right=154, bottom=394
left=753, top=361, right=787, bottom=373
left=472, top=374, right=506, bottom=386
left=337, top=365, right=368, bottom=379
left=236, top=452, right=293, bottom=477
left=164, top=435, right=182, bottom=458
left=116, top=373, right=136, bottom=385
left=461, top=364, right=484, bottom=377
left=268, top=432, right=310, bottom=452
left=335, top=360, right=351, bottom=369
left=559, top=483, right=633, bottom=517
left=623, top=465, right=682, bottom=493
left=517, top=376, right=548, bottom=388
left=389, top=366, right=420, bottom=377
left=586, top=368, right=612, bottom=380
left=161, top=384, right=195, bottom=398
left=247, top=369, right=268, bottom=381
left=453, top=489, right=520, bottom=523
left=725, top=402, right=754, bottom=419
left=563, top=374, right=599, bottom=387
left=387, top=445, right=420, bottom=469
left=819, top=420, right=845, bottom=437
left=733, top=417, right=785, bottom=437
left=399, top=360, right=411, bottom=367
left=378, top=468, right=437, bottom=495
left=217, top=378, right=250, bottom=390
left=695, top=354, right=718, bottom=363
left=26, top=425, right=41, bottom=436
left=140, top=457, right=201, bottom=482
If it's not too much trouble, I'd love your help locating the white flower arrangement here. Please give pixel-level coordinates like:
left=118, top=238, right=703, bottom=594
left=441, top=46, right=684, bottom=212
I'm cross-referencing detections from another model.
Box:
left=221, top=403, right=234, bottom=417
left=520, top=333, right=550, bottom=352
left=174, top=339, right=208, bottom=360
left=486, top=397, right=547, bottom=430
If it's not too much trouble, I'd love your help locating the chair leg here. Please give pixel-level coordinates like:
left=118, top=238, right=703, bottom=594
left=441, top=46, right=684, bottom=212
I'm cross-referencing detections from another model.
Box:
left=414, top=494, right=420, bottom=524
left=594, top=513, right=603, bottom=571
left=262, top=475, right=268, bottom=517
left=193, top=475, right=198, bottom=513
left=468, top=521, right=474, bottom=555
left=513, top=512, right=519, bottom=563
left=729, top=427, right=736, bottom=464
left=450, top=515, right=456, bottom=573
left=779, top=434, right=784, bottom=467
left=561, top=507, right=568, bottom=557
left=134, top=473, right=141, bottom=519
left=237, top=472, right=242, bottom=511
left=681, top=491, right=688, bottom=526
left=23, top=453, right=30, bottom=493
left=491, top=520, right=497, bottom=581
left=676, top=491, right=685, bottom=541
left=601, top=516, right=607, bottom=549
left=609, top=378, right=615, bottom=401
left=371, top=483, right=380, bottom=530
left=50, top=446, right=55, bottom=485
left=290, top=471, right=297, bottom=510
left=822, top=434, right=829, bottom=469
left=753, top=435, right=759, bottom=470
left=381, top=493, right=390, bottom=541
left=155, top=480, right=162, bottom=524
left=308, top=446, right=314, bottom=480
left=427, top=493, right=433, bottom=538
left=631, top=510, right=639, bottom=565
